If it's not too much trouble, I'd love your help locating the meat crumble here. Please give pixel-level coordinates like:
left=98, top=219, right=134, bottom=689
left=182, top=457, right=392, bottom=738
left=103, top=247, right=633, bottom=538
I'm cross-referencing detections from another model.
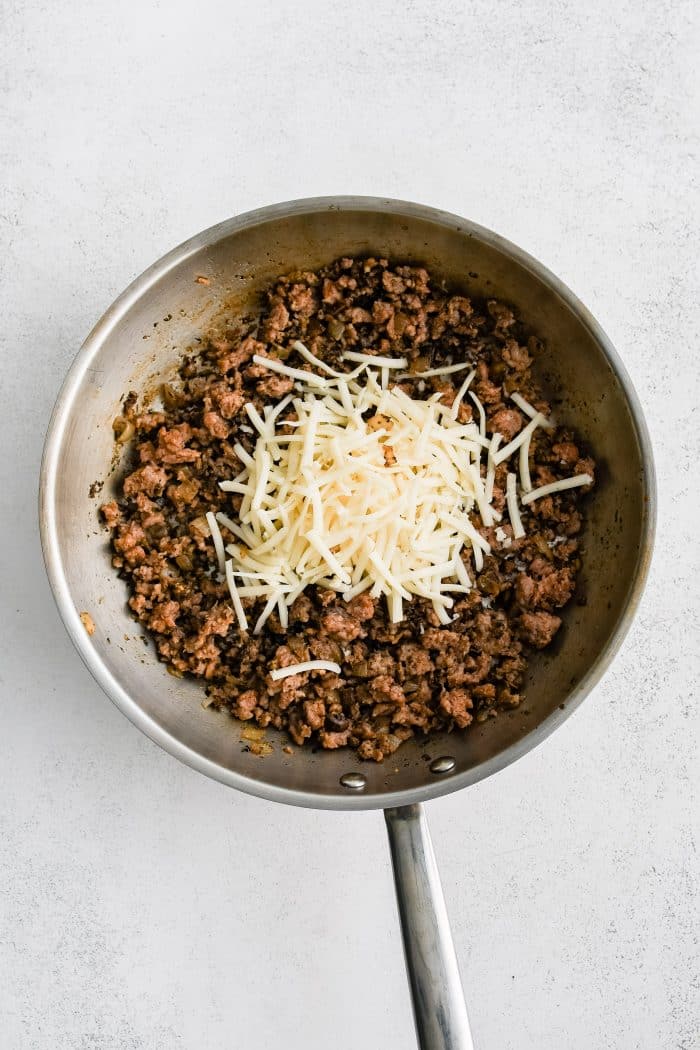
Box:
left=101, top=256, right=595, bottom=761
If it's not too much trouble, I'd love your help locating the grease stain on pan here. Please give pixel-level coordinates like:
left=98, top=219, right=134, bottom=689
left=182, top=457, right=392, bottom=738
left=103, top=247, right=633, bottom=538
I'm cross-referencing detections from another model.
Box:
left=240, top=724, right=274, bottom=757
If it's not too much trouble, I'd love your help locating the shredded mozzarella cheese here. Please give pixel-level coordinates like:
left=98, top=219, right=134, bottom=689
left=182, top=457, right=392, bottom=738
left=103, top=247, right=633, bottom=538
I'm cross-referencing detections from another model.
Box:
left=225, top=559, right=249, bottom=632
left=469, top=391, right=486, bottom=437
left=400, top=360, right=475, bottom=379
left=510, top=391, right=554, bottom=429
left=206, top=512, right=226, bottom=574
left=450, top=369, right=476, bottom=418
left=204, top=350, right=592, bottom=627
left=342, top=351, right=408, bottom=368
left=521, top=473, right=592, bottom=505
left=269, top=660, right=342, bottom=681
left=493, top=413, right=548, bottom=465
left=506, top=472, right=525, bottom=539
left=519, top=430, right=533, bottom=493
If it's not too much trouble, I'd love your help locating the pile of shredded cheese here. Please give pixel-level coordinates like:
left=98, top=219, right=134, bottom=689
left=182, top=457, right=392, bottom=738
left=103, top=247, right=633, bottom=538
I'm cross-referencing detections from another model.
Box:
left=205, top=341, right=591, bottom=637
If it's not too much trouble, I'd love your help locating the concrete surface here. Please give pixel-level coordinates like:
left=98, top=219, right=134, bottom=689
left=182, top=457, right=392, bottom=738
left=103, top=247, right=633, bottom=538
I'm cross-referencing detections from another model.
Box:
left=1, top=1, right=698, bottom=1047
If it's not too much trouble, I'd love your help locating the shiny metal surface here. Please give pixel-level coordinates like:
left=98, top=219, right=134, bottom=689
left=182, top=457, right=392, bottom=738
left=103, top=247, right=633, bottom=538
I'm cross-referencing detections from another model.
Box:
left=39, top=196, right=655, bottom=811
left=340, top=772, right=367, bottom=791
left=430, top=757, right=457, bottom=776
left=385, top=805, right=474, bottom=1050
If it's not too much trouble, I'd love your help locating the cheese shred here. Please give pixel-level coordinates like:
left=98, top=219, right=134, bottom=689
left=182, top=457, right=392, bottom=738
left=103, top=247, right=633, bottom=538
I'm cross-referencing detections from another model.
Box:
left=521, top=473, right=592, bottom=505
left=270, top=660, right=342, bottom=681
left=506, top=472, right=525, bottom=539
left=205, top=512, right=226, bottom=575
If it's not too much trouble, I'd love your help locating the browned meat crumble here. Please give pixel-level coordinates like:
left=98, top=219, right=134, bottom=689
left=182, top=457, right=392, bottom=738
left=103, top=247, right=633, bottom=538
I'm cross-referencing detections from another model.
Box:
left=101, top=256, right=595, bottom=761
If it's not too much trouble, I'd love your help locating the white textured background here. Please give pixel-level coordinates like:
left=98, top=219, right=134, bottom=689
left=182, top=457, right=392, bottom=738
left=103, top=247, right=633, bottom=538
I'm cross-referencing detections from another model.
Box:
left=1, top=1, right=698, bottom=1048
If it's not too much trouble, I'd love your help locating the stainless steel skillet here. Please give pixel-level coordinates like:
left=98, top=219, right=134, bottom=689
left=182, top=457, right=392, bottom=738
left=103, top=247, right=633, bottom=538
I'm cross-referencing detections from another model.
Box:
left=39, top=197, right=655, bottom=1050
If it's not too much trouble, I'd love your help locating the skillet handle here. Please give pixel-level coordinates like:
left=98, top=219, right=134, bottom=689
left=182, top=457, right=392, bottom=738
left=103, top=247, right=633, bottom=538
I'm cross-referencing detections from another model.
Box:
left=384, top=804, right=474, bottom=1050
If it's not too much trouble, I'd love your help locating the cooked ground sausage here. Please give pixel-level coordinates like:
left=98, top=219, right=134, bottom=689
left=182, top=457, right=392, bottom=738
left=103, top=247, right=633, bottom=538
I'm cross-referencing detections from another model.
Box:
left=101, top=257, right=594, bottom=760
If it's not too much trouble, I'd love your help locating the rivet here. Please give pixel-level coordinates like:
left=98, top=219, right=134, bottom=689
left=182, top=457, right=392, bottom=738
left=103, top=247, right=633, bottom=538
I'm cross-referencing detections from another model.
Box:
left=340, top=772, right=367, bottom=790
left=430, top=755, right=456, bottom=775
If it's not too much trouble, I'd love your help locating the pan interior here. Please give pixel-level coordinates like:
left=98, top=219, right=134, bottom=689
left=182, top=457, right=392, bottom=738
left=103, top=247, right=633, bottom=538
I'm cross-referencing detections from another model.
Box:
left=42, top=200, right=653, bottom=808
